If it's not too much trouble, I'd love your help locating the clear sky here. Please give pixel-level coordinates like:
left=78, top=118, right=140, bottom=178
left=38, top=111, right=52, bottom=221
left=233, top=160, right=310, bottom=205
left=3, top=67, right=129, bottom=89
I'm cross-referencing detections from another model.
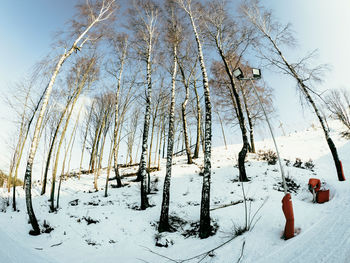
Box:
left=0, top=0, right=349, bottom=155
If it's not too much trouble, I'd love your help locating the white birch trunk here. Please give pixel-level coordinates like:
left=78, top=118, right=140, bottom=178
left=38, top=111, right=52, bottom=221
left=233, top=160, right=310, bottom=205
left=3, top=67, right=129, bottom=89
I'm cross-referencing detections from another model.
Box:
left=159, top=45, right=177, bottom=232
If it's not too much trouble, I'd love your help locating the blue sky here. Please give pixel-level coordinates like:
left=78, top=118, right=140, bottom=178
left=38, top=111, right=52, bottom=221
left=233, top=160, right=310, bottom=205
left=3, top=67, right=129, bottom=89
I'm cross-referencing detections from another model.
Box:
left=0, top=0, right=349, bottom=146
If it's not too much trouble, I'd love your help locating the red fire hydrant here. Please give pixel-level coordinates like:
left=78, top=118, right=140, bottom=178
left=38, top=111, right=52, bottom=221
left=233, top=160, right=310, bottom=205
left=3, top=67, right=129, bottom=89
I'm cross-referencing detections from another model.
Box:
left=282, top=193, right=294, bottom=240
left=308, top=178, right=321, bottom=202
left=308, top=178, right=329, bottom=204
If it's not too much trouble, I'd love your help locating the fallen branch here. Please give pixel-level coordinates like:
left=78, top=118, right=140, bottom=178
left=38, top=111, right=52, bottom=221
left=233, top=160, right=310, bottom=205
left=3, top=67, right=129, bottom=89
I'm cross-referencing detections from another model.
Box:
left=121, top=167, right=160, bottom=178
left=210, top=200, right=243, bottom=211
left=210, top=198, right=254, bottom=211
left=50, top=242, right=63, bottom=247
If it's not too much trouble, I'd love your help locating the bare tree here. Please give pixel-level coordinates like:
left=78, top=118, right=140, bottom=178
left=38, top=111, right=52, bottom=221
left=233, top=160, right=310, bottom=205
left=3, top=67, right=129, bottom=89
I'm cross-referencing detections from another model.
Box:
left=326, top=89, right=350, bottom=138
left=241, top=0, right=344, bottom=181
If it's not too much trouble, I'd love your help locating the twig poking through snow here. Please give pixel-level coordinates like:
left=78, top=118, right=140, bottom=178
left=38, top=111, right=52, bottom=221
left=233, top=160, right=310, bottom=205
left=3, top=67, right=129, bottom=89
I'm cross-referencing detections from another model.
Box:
left=236, top=240, right=246, bottom=263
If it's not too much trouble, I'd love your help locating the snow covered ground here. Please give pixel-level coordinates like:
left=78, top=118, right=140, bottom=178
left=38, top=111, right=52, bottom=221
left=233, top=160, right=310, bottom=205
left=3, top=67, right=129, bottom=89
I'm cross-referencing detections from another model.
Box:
left=0, top=121, right=349, bottom=263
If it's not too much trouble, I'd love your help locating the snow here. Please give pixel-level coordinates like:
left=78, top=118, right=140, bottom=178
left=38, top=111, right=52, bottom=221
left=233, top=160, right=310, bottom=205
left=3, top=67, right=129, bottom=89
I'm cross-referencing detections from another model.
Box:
left=0, top=121, right=349, bottom=263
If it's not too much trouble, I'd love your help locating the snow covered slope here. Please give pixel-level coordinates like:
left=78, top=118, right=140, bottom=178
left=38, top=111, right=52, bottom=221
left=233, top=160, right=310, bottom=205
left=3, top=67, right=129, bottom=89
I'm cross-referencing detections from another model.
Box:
left=0, top=121, right=349, bottom=263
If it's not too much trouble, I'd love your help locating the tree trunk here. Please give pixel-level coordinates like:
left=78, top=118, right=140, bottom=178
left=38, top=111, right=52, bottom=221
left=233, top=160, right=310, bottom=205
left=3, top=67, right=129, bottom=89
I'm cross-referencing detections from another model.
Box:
left=178, top=61, right=193, bottom=164
left=157, top=114, right=165, bottom=169
left=193, top=78, right=201, bottom=159
left=137, top=39, right=153, bottom=210
left=148, top=103, right=159, bottom=169
left=89, top=120, right=103, bottom=173
left=10, top=86, right=33, bottom=208
left=62, top=106, right=82, bottom=178
left=79, top=102, right=94, bottom=179
left=162, top=122, right=166, bottom=159
left=113, top=39, right=127, bottom=189
left=56, top=175, right=63, bottom=209
left=66, top=107, right=81, bottom=176
left=25, top=51, right=74, bottom=234
left=159, top=45, right=177, bottom=232
left=50, top=79, right=87, bottom=211
left=114, top=116, right=124, bottom=187
left=186, top=8, right=212, bottom=239
left=105, top=139, right=114, bottom=197
left=153, top=114, right=162, bottom=165
left=93, top=110, right=109, bottom=191
left=216, top=41, right=249, bottom=182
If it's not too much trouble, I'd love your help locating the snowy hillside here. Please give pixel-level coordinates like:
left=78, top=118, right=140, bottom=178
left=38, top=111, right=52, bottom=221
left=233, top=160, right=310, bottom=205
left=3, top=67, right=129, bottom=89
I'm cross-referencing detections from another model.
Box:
left=0, top=121, right=349, bottom=263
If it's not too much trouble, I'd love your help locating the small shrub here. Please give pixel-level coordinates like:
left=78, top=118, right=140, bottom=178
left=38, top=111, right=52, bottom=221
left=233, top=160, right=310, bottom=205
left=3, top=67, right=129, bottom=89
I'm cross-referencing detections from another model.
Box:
left=258, top=150, right=277, bottom=165
left=284, top=159, right=291, bottom=167
left=304, top=159, right=315, bottom=171
left=232, top=224, right=247, bottom=237
left=82, top=216, right=100, bottom=225
left=42, top=220, right=54, bottom=234
left=275, top=176, right=300, bottom=194
left=293, top=158, right=303, bottom=168
left=154, top=233, right=174, bottom=247
left=85, top=239, right=99, bottom=246
left=182, top=220, right=219, bottom=238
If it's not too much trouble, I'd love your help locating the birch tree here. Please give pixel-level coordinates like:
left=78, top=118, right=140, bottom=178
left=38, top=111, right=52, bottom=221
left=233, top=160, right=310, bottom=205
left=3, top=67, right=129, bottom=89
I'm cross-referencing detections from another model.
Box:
left=159, top=0, right=180, bottom=232
left=177, top=0, right=213, bottom=238
left=128, top=0, right=160, bottom=210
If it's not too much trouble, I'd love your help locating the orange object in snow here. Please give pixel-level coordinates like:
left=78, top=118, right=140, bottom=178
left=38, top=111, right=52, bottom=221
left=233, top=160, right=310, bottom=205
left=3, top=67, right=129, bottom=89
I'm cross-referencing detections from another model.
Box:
left=308, top=178, right=321, bottom=192
left=317, top=190, right=330, bottom=203
left=282, top=193, right=294, bottom=240
left=339, top=160, right=346, bottom=181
